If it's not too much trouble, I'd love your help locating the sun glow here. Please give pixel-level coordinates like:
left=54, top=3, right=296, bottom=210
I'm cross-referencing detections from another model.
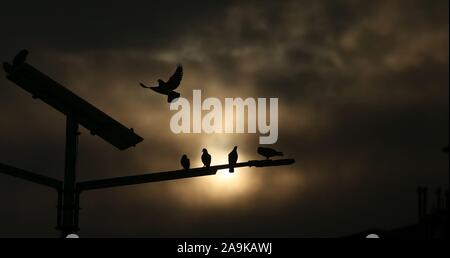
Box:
left=167, top=135, right=263, bottom=207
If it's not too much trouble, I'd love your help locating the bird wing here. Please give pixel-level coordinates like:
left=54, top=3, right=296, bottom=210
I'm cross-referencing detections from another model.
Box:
left=229, top=152, right=238, bottom=163
left=258, top=147, right=272, bottom=157
left=166, top=65, right=183, bottom=90
left=140, top=83, right=152, bottom=89
left=267, top=148, right=278, bottom=156
left=202, top=153, right=211, bottom=164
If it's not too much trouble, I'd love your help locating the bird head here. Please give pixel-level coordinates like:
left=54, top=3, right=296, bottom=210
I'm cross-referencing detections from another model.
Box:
left=182, top=154, right=187, bottom=159
left=13, top=49, right=29, bottom=66
left=202, top=148, right=208, bottom=153
left=233, top=146, right=238, bottom=150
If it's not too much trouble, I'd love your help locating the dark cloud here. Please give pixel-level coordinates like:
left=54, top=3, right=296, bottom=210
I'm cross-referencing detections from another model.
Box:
left=0, top=1, right=235, bottom=52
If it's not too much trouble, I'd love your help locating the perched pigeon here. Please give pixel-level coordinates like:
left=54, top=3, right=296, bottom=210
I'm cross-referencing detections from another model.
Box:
left=201, top=148, right=211, bottom=168
left=228, top=146, right=238, bottom=173
left=13, top=49, right=28, bottom=66
left=257, top=147, right=283, bottom=160
left=181, top=154, right=190, bottom=170
left=3, top=62, right=13, bottom=74
left=140, top=64, right=183, bottom=103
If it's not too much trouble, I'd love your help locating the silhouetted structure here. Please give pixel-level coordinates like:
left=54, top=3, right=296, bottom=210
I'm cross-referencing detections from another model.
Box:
left=416, top=186, right=448, bottom=238
left=1, top=49, right=143, bottom=237
left=436, top=188, right=442, bottom=210
left=347, top=146, right=449, bottom=239
left=77, top=159, right=295, bottom=191
left=445, top=146, right=449, bottom=190
left=348, top=186, right=448, bottom=239
left=0, top=50, right=296, bottom=237
left=417, top=186, right=428, bottom=221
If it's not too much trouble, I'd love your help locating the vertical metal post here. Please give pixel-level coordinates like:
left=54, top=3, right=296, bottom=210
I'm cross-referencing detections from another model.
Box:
left=74, top=189, right=81, bottom=231
left=56, top=188, right=63, bottom=230
left=62, top=116, right=78, bottom=237
left=417, top=187, right=423, bottom=221
left=423, top=187, right=428, bottom=217
left=436, top=188, right=442, bottom=210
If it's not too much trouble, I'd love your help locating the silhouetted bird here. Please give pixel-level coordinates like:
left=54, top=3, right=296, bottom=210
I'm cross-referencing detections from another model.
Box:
left=3, top=62, right=13, bottom=74
left=181, top=154, right=190, bottom=170
left=3, top=49, right=28, bottom=73
left=140, top=64, right=183, bottom=103
left=13, top=49, right=28, bottom=66
left=201, top=148, right=211, bottom=168
left=228, top=146, right=238, bottom=173
left=257, top=147, right=283, bottom=160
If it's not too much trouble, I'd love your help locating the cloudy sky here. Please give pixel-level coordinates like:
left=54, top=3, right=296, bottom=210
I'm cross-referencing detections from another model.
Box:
left=0, top=0, right=448, bottom=237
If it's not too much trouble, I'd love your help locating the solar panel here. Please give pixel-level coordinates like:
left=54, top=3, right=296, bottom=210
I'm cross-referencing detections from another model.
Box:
left=3, top=51, right=143, bottom=150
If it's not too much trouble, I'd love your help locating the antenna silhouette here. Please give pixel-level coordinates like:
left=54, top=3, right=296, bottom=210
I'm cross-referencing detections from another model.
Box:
left=0, top=50, right=296, bottom=237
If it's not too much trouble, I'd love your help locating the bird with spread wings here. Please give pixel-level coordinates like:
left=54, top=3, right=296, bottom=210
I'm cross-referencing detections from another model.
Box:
left=140, top=64, right=183, bottom=103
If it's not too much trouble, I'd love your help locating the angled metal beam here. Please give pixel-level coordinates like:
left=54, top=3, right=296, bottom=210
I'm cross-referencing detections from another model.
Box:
left=3, top=50, right=143, bottom=150
left=77, top=158, right=296, bottom=192
left=0, top=162, right=62, bottom=190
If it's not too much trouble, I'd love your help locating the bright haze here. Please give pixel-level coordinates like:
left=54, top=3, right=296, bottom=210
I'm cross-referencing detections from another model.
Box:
left=0, top=0, right=448, bottom=237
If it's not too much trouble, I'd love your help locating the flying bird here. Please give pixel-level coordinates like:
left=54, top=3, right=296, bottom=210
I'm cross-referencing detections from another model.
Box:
left=181, top=154, right=190, bottom=170
left=140, top=64, right=183, bottom=103
left=257, top=147, right=283, bottom=160
left=228, top=146, right=238, bottom=173
left=201, top=148, right=211, bottom=168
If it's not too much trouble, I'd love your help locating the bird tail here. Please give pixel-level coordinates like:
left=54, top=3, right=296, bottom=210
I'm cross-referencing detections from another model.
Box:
left=229, top=167, right=234, bottom=173
left=139, top=83, right=152, bottom=89
left=168, top=91, right=181, bottom=103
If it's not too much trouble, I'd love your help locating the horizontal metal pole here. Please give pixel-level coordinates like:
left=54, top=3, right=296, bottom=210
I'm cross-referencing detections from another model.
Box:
left=77, top=158, right=295, bottom=192
left=0, top=162, right=62, bottom=190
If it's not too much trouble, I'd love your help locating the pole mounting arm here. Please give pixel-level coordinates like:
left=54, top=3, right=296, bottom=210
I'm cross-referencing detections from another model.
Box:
left=77, top=158, right=296, bottom=192
left=0, top=162, right=62, bottom=190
